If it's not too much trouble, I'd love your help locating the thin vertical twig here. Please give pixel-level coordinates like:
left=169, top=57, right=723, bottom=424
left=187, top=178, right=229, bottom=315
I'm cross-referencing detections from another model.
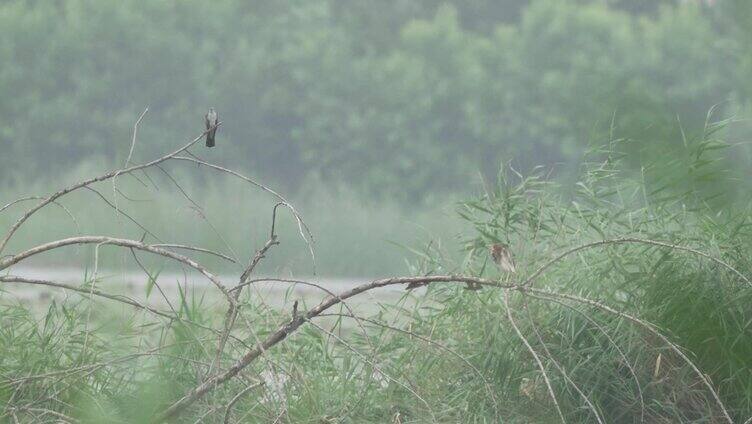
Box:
left=502, top=290, right=566, bottom=423
left=222, top=381, right=264, bottom=424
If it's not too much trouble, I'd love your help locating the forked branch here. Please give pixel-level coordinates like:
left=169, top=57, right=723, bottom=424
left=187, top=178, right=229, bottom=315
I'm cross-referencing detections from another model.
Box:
left=2, top=110, right=742, bottom=424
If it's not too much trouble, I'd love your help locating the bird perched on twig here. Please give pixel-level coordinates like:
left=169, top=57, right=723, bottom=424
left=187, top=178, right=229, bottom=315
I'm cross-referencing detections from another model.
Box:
left=490, top=243, right=516, bottom=273
left=205, top=107, right=218, bottom=147
left=464, top=243, right=517, bottom=291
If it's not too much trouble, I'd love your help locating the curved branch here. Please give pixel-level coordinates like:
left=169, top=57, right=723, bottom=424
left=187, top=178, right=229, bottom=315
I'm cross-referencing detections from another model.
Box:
left=124, top=107, right=149, bottom=167
left=523, top=237, right=750, bottom=288
left=525, top=293, right=645, bottom=422
left=0, top=236, right=232, bottom=304
left=0, top=123, right=220, bottom=256
left=502, top=290, right=565, bottom=423
left=520, top=295, right=603, bottom=423
left=84, top=186, right=163, bottom=242
left=222, top=381, right=265, bottom=424
left=151, top=244, right=236, bottom=264
left=1, top=196, right=80, bottom=236
left=316, top=312, right=500, bottom=416
left=154, top=275, right=510, bottom=422
left=1, top=197, right=42, bottom=214
left=0, top=275, right=174, bottom=320
left=154, top=164, right=240, bottom=263
left=170, top=156, right=316, bottom=272
left=528, top=288, right=733, bottom=424
left=228, top=277, right=386, bottom=387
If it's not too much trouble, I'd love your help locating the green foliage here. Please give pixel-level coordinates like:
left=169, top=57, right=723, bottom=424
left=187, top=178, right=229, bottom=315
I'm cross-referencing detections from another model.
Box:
left=0, top=166, right=466, bottom=277
left=435, top=126, right=752, bottom=421
left=718, top=0, right=752, bottom=99
left=2, top=118, right=752, bottom=422
left=0, top=0, right=747, bottom=201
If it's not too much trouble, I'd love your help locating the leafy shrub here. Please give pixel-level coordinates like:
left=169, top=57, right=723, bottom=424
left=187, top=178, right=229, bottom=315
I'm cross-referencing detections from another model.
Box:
left=399, top=120, right=752, bottom=421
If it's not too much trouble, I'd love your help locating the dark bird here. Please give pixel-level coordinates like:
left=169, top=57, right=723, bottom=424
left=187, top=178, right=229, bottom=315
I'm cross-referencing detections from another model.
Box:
left=205, top=107, right=218, bottom=147
left=490, top=243, right=516, bottom=273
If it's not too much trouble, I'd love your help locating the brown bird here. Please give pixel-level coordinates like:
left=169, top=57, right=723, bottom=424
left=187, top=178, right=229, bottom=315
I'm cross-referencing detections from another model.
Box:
left=205, top=107, right=218, bottom=147
left=465, top=243, right=516, bottom=290
left=490, top=243, right=516, bottom=273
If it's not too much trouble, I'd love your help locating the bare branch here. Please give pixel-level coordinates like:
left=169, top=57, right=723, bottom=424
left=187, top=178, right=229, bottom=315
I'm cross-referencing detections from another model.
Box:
left=125, top=108, right=149, bottom=167
left=108, top=107, right=150, bottom=232
left=113, top=187, right=152, bottom=202
left=525, top=293, right=645, bottom=422
left=523, top=237, right=751, bottom=288
left=227, top=276, right=384, bottom=387
left=84, top=186, right=163, bottom=242
left=528, top=287, right=733, bottom=424
left=154, top=275, right=510, bottom=422
left=150, top=244, right=237, bottom=264
left=521, top=296, right=603, bottom=424
left=0, top=236, right=233, bottom=304
left=154, top=164, right=240, bottom=263
left=501, top=290, right=565, bottom=423
left=1, top=196, right=80, bottom=235
left=170, top=156, right=316, bottom=272
left=209, top=204, right=282, bottom=379
left=1, top=197, right=41, bottom=214
left=0, top=275, right=174, bottom=320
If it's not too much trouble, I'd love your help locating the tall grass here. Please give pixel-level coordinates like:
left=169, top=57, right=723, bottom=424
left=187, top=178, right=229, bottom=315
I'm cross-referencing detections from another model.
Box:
left=0, top=164, right=468, bottom=277
left=406, top=123, right=752, bottom=422
left=1, top=119, right=751, bottom=422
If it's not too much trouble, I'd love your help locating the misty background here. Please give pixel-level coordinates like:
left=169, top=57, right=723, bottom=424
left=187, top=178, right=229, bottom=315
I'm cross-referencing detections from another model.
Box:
left=2, top=0, right=751, bottom=276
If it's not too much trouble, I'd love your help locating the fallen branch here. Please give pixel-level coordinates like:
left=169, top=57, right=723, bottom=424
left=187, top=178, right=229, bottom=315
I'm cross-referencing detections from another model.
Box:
left=0, top=275, right=174, bottom=320
left=3, top=110, right=743, bottom=424
left=0, top=122, right=220, bottom=256
left=0, top=235, right=233, bottom=305
left=154, top=275, right=510, bottom=422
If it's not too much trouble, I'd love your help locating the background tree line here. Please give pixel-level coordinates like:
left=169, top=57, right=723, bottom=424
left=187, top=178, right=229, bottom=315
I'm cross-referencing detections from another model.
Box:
left=1, top=0, right=749, bottom=201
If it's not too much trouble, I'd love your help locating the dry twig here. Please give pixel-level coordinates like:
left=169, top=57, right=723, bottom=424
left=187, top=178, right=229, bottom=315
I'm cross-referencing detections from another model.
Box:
left=2, top=111, right=742, bottom=424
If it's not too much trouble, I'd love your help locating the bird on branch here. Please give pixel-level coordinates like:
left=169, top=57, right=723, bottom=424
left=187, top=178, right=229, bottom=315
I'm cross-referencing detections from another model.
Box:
left=490, top=243, right=516, bottom=273
left=466, top=243, right=516, bottom=290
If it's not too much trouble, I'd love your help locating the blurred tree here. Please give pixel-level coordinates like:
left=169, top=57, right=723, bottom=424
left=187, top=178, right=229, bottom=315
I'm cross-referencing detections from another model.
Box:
left=330, top=0, right=529, bottom=47
left=479, top=0, right=733, bottom=176
left=0, top=0, right=744, bottom=201
left=601, top=0, right=677, bottom=15
left=719, top=0, right=752, bottom=99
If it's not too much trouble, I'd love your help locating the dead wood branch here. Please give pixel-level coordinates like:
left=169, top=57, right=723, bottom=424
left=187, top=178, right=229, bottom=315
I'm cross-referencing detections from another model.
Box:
left=222, top=381, right=265, bottom=424
left=0, top=122, right=220, bottom=255
left=3, top=110, right=743, bottom=424
left=0, top=275, right=174, bottom=320
left=527, top=288, right=733, bottom=423
left=502, top=290, right=566, bottom=424
left=0, top=236, right=233, bottom=305
left=169, top=156, right=316, bottom=270
left=523, top=237, right=750, bottom=288
left=209, top=204, right=282, bottom=379
left=155, top=275, right=509, bottom=422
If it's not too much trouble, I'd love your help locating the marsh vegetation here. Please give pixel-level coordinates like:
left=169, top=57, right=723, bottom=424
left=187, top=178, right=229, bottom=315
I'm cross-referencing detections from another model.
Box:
left=2, top=1, right=752, bottom=422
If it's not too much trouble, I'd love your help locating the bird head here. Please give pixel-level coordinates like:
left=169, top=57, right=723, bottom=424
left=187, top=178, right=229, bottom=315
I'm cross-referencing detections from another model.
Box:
left=490, top=243, right=507, bottom=256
